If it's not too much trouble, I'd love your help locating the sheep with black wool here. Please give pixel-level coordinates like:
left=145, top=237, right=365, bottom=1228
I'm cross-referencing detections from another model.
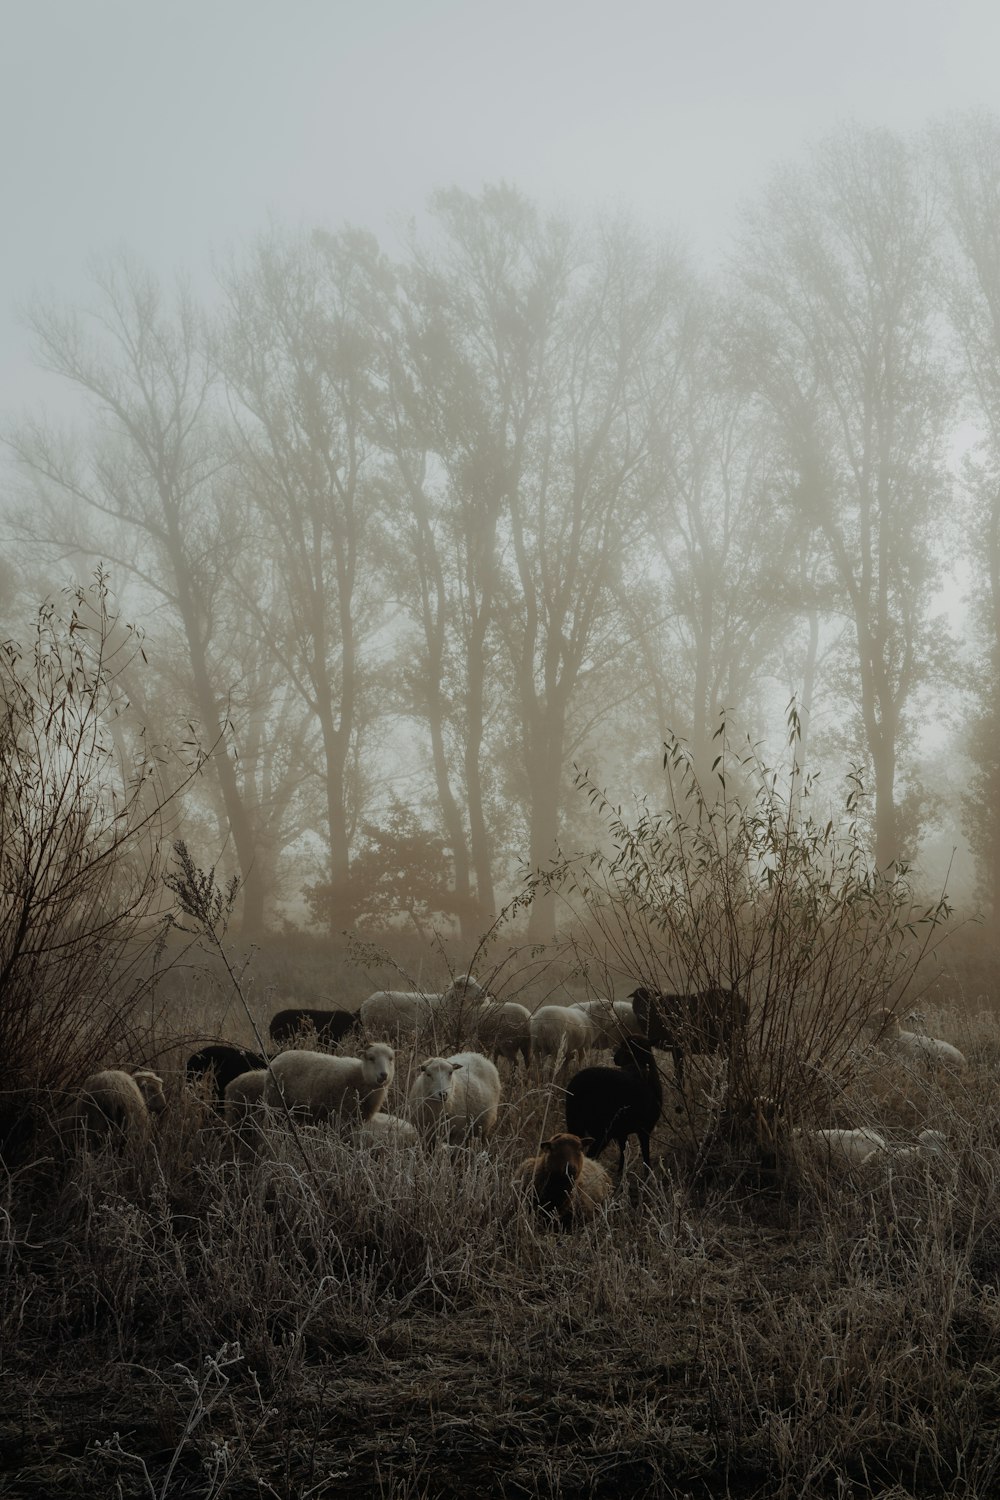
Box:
left=187, top=1044, right=267, bottom=1110
left=564, top=1035, right=663, bottom=1175
left=268, top=1007, right=357, bottom=1048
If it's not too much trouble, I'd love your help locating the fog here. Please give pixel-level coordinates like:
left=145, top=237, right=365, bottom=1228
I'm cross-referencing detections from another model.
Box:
left=3, top=0, right=1000, bottom=937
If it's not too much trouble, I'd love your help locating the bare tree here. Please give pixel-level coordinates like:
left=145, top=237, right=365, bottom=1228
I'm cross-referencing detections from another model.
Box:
left=735, top=126, right=954, bottom=867
left=935, top=112, right=1000, bottom=911
left=218, top=229, right=384, bottom=931
left=6, top=255, right=272, bottom=930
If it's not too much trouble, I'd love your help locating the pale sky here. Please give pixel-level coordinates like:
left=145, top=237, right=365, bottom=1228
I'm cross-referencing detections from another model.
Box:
left=3, top=0, right=1000, bottom=415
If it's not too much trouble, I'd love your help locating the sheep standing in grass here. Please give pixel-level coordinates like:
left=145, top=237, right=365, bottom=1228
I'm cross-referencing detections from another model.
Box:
left=67, top=1068, right=166, bottom=1145
left=187, top=1044, right=267, bottom=1110
left=223, top=1069, right=268, bottom=1125
left=408, top=1052, right=502, bottom=1143
left=565, top=1036, right=663, bottom=1175
left=359, top=990, right=440, bottom=1039
left=529, top=1005, right=596, bottom=1066
left=268, top=1008, right=356, bottom=1048
left=223, top=1069, right=269, bottom=1155
left=630, top=985, right=747, bottom=1091
left=570, top=999, right=643, bottom=1048
left=514, top=1132, right=614, bottom=1229
left=870, top=1010, right=968, bottom=1070
left=264, top=1043, right=395, bottom=1125
left=474, top=1000, right=532, bottom=1065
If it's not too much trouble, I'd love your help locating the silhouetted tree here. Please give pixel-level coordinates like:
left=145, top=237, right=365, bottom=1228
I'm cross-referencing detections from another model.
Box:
left=735, top=126, right=955, bottom=868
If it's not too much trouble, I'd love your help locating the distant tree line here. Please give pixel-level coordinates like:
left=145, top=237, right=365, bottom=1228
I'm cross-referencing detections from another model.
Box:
left=5, top=115, right=1000, bottom=934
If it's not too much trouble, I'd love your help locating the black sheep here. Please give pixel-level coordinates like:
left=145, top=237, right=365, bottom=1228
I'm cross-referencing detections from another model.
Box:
left=186, top=1044, right=267, bottom=1110
left=629, top=986, right=746, bottom=1091
left=268, top=1007, right=357, bottom=1048
left=564, top=1035, right=663, bottom=1175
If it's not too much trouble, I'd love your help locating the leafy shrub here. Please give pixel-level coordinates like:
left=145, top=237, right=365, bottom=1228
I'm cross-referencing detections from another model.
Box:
left=527, top=709, right=954, bottom=1126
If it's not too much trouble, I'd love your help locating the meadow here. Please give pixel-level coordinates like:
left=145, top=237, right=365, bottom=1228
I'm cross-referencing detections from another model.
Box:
left=3, top=926, right=1000, bottom=1500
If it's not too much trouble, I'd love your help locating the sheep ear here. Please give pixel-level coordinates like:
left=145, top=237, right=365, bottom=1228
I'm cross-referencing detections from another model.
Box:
left=580, top=1136, right=594, bottom=1150
left=450, top=1062, right=462, bottom=1072
left=540, top=1138, right=553, bottom=1152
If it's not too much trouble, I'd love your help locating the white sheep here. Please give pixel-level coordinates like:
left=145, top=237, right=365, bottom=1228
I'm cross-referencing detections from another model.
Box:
left=871, top=1009, right=968, bottom=1070
left=474, top=1000, right=532, bottom=1065
left=223, top=1068, right=268, bottom=1125
left=66, top=1068, right=166, bottom=1145
left=570, top=999, right=643, bottom=1047
left=407, top=1051, right=502, bottom=1142
left=358, top=1111, right=420, bottom=1146
left=264, top=1042, right=395, bottom=1126
left=890, top=1128, right=951, bottom=1161
left=529, top=1005, right=596, bottom=1066
left=795, top=1126, right=887, bottom=1167
left=359, top=989, right=441, bottom=1039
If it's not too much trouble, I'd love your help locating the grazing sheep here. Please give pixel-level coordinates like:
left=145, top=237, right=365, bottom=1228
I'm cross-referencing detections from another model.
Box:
left=794, top=1127, right=887, bottom=1168
left=564, top=1036, right=663, bottom=1175
left=359, top=989, right=441, bottom=1039
left=570, top=999, right=643, bottom=1047
left=869, top=1009, right=968, bottom=1070
left=444, top=973, right=486, bottom=1003
left=529, top=1005, right=596, bottom=1066
left=514, top=1132, right=614, bottom=1229
left=268, top=1007, right=357, bottom=1048
left=222, top=1069, right=269, bottom=1156
left=187, top=1044, right=267, bottom=1110
left=66, top=1068, right=166, bottom=1145
left=358, top=1112, right=419, bottom=1147
left=474, top=1000, right=532, bottom=1065
left=264, top=1042, right=395, bottom=1125
left=408, top=1051, right=502, bottom=1142
left=223, top=1068, right=268, bottom=1125
left=630, top=985, right=747, bottom=1091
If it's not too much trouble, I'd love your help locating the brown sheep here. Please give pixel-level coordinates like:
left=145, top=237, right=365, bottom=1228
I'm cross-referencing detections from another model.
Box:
left=66, top=1068, right=166, bottom=1145
left=514, top=1132, right=614, bottom=1229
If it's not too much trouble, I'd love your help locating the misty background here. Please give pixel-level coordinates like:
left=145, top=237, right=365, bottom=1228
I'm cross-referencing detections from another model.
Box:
left=3, top=0, right=1000, bottom=940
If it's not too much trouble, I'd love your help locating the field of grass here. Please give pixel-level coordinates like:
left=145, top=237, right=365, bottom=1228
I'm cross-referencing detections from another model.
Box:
left=3, top=931, right=1000, bottom=1500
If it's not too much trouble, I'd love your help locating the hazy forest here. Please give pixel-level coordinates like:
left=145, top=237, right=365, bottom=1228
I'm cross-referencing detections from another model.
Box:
left=7, top=114, right=1000, bottom=1500
left=6, top=116, right=1000, bottom=939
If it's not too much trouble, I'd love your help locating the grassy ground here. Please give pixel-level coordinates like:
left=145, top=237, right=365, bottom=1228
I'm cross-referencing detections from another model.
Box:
left=4, top=933, right=1000, bottom=1499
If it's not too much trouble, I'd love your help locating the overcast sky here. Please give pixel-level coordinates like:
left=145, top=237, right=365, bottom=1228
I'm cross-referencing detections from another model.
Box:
left=3, top=0, right=1000, bottom=416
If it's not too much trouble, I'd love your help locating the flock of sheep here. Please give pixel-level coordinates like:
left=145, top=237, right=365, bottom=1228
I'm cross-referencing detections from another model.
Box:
left=60, top=978, right=969, bottom=1228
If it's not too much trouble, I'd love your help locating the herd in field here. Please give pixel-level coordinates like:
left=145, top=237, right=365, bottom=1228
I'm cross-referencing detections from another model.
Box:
left=60, top=975, right=970, bottom=1228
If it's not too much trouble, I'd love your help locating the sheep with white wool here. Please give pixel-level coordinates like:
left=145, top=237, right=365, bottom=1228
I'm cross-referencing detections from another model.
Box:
left=570, top=999, right=643, bottom=1048
left=358, top=1112, right=420, bottom=1147
left=223, top=1069, right=269, bottom=1156
left=793, top=1126, right=887, bottom=1168
left=869, top=1009, right=967, bottom=1070
left=264, top=1042, right=395, bottom=1126
left=66, top=1068, right=166, bottom=1146
left=514, top=1132, right=614, bottom=1229
left=359, top=974, right=487, bottom=1041
left=529, top=1005, right=596, bottom=1066
left=474, top=1000, right=532, bottom=1065
left=408, top=1051, right=502, bottom=1143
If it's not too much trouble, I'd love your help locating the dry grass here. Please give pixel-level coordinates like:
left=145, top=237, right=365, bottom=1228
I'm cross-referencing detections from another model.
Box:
left=4, top=962, right=1000, bottom=1500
